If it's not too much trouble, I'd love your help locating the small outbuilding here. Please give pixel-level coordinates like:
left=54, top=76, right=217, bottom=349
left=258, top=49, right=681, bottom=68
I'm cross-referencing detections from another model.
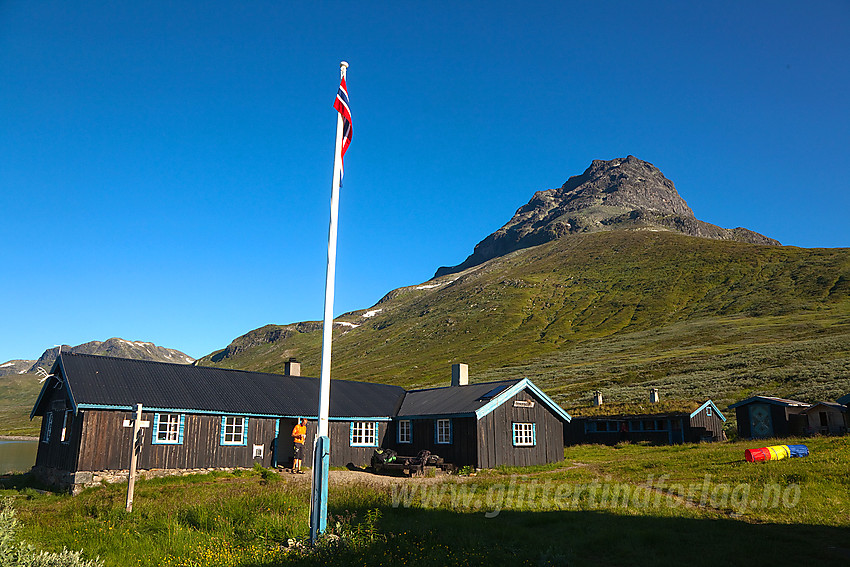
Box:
left=387, top=364, right=571, bottom=468
left=565, top=399, right=726, bottom=445
left=801, top=402, right=849, bottom=436
left=728, top=396, right=810, bottom=439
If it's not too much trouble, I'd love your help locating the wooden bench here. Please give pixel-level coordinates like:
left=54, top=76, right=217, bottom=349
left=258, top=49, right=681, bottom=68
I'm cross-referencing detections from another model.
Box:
left=372, top=455, right=453, bottom=477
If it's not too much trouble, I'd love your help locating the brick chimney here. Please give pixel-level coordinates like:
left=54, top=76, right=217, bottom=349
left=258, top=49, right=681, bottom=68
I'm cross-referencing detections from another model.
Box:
left=593, top=391, right=603, bottom=406
left=451, top=363, right=469, bottom=387
left=285, top=357, right=301, bottom=377
left=649, top=388, right=660, bottom=403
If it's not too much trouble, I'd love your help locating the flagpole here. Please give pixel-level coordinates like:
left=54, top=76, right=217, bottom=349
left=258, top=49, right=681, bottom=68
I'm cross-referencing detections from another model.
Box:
left=310, top=60, right=348, bottom=544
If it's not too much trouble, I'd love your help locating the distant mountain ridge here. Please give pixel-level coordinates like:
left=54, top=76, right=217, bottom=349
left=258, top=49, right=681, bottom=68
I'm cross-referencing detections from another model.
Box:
left=435, top=156, right=779, bottom=277
left=0, top=360, right=34, bottom=377
left=0, top=338, right=194, bottom=376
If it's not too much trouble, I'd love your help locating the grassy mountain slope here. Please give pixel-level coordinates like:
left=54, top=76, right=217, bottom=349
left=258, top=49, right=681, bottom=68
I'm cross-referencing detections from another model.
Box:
left=199, top=231, right=850, bottom=409
left=0, top=373, right=42, bottom=436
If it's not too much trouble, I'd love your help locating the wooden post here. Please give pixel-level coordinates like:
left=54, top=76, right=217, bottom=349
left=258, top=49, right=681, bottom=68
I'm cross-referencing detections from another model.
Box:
left=124, top=403, right=148, bottom=512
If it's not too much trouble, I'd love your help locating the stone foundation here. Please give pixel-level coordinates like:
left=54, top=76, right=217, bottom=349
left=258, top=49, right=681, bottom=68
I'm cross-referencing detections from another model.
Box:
left=31, top=465, right=249, bottom=495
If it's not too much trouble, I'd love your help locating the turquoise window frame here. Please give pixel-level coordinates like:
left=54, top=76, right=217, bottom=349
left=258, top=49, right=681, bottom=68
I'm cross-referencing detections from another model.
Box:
left=512, top=422, right=536, bottom=446
left=220, top=416, right=248, bottom=446
left=350, top=421, right=379, bottom=447
left=152, top=413, right=185, bottom=445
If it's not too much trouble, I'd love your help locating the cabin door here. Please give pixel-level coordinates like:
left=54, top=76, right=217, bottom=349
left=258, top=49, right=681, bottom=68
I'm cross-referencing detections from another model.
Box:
left=277, top=418, right=297, bottom=469
left=749, top=404, right=773, bottom=438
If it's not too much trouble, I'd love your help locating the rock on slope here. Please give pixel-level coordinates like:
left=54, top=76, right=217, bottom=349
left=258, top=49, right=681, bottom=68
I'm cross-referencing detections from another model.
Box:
left=435, top=155, right=779, bottom=277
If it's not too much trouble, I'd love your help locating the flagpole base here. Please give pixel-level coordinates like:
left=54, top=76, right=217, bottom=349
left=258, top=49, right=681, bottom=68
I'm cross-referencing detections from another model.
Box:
left=309, top=435, right=330, bottom=544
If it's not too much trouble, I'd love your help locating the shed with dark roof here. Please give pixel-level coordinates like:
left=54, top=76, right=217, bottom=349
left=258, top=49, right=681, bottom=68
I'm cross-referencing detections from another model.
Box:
left=728, top=396, right=811, bottom=439
left=388, top=377, right=571, bottom=468
left=801, top=402, right=849, bottom=436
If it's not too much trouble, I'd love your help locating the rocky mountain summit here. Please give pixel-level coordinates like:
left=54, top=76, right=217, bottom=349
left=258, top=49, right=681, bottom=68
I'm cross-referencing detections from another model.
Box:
left=435, top=156, right=779, bottom=277
left=2, top=338, right=194, bottom=376
left=208, top=322, right=322, bottom=363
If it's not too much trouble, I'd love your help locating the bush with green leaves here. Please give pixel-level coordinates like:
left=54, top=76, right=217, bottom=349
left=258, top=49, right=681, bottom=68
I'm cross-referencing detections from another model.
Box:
left=0, top=498, right=102, bottom=567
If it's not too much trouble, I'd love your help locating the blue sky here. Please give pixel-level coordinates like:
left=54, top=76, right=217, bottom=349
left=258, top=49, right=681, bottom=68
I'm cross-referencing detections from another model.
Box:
left=2, top=1, right=848, bottom=362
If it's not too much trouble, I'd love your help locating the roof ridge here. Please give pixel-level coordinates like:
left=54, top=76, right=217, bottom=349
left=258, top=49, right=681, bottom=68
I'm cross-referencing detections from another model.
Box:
left=406, top=378, right=521, bottom=394
left=60, top=351, right=406, bottom=390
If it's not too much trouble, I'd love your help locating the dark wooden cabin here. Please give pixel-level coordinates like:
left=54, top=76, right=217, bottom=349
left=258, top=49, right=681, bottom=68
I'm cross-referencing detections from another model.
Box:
left=565, top=400, right=726, bottom=446
left=728, top=396, right=810, bottom=439
left=31, top=354, right=570, bottom=493
left=31, top=352, right=404, bottom=493
left=388, top=376, right=571, bottom=468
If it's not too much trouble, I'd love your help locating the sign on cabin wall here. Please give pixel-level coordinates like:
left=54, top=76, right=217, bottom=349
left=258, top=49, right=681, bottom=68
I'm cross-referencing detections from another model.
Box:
left=514, top=400, right=535, bottom=408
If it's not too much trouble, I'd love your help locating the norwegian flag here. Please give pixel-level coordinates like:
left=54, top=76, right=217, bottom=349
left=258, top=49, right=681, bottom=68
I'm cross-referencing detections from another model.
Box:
left=333, top=76, right=352, bottom=183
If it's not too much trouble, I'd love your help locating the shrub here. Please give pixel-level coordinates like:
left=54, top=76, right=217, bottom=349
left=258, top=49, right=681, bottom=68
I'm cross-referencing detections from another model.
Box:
left=0, top=498, right=103, bottom=567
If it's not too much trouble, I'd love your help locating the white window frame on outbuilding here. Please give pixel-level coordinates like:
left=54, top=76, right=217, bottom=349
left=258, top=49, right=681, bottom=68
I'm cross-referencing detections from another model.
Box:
left=397, top=420, right=412, bottom=444
left=435, top=419, right=452, bottom=444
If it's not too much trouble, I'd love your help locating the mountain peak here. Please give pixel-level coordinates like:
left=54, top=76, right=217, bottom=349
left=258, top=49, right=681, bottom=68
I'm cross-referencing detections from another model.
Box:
left=25, top=338, right=194, bottom=373
left=435, top=156, right=778, bottom=278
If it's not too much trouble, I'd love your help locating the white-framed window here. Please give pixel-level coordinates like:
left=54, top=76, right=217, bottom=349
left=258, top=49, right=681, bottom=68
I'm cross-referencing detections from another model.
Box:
left=350, top=421, right=378, bottom=447
left=41, top=412, right=53, bottom=443
left=513, top=422, right=536, bottom=446
left=706, top=406, right=713, bottom=417
left=153, top=413, right=185, bottom=445
left=253, top=444, right=264, bottom=459
left=397, top=420, right=412, bottom=444
left=220, top=416, right=248, bottom=446
left=435, top=419, right=452, bottom=444
left=61, top=410, right=73, bottom=443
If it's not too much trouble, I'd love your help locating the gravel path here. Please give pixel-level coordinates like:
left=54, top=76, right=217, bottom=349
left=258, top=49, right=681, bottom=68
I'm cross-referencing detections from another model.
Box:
left=279, top=467, right=456, bottom=487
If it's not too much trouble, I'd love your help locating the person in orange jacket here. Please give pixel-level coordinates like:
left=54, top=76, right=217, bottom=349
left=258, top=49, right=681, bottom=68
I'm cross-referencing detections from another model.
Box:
left=291, top=418, right=308, bottom=474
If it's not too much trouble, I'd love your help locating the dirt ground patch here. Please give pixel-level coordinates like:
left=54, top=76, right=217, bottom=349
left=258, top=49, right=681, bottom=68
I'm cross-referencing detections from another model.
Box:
left=279, top=467, right=456, bottom=487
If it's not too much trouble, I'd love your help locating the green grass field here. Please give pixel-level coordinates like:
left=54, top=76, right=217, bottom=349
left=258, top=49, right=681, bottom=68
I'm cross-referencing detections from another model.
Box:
left=2, top=437, right=848, bottom=566
left=0, top=373, right=42, bottom=436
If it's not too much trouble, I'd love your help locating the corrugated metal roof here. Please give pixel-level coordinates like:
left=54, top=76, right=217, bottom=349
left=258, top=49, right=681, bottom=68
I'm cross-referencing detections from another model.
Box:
left=47, top=352, right=405, bottom=418
left=397, top=379, right=523, bottom=417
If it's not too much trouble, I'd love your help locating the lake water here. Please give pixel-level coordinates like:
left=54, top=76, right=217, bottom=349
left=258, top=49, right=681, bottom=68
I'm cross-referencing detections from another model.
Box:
left=0, top=440, right=37, bottom=474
